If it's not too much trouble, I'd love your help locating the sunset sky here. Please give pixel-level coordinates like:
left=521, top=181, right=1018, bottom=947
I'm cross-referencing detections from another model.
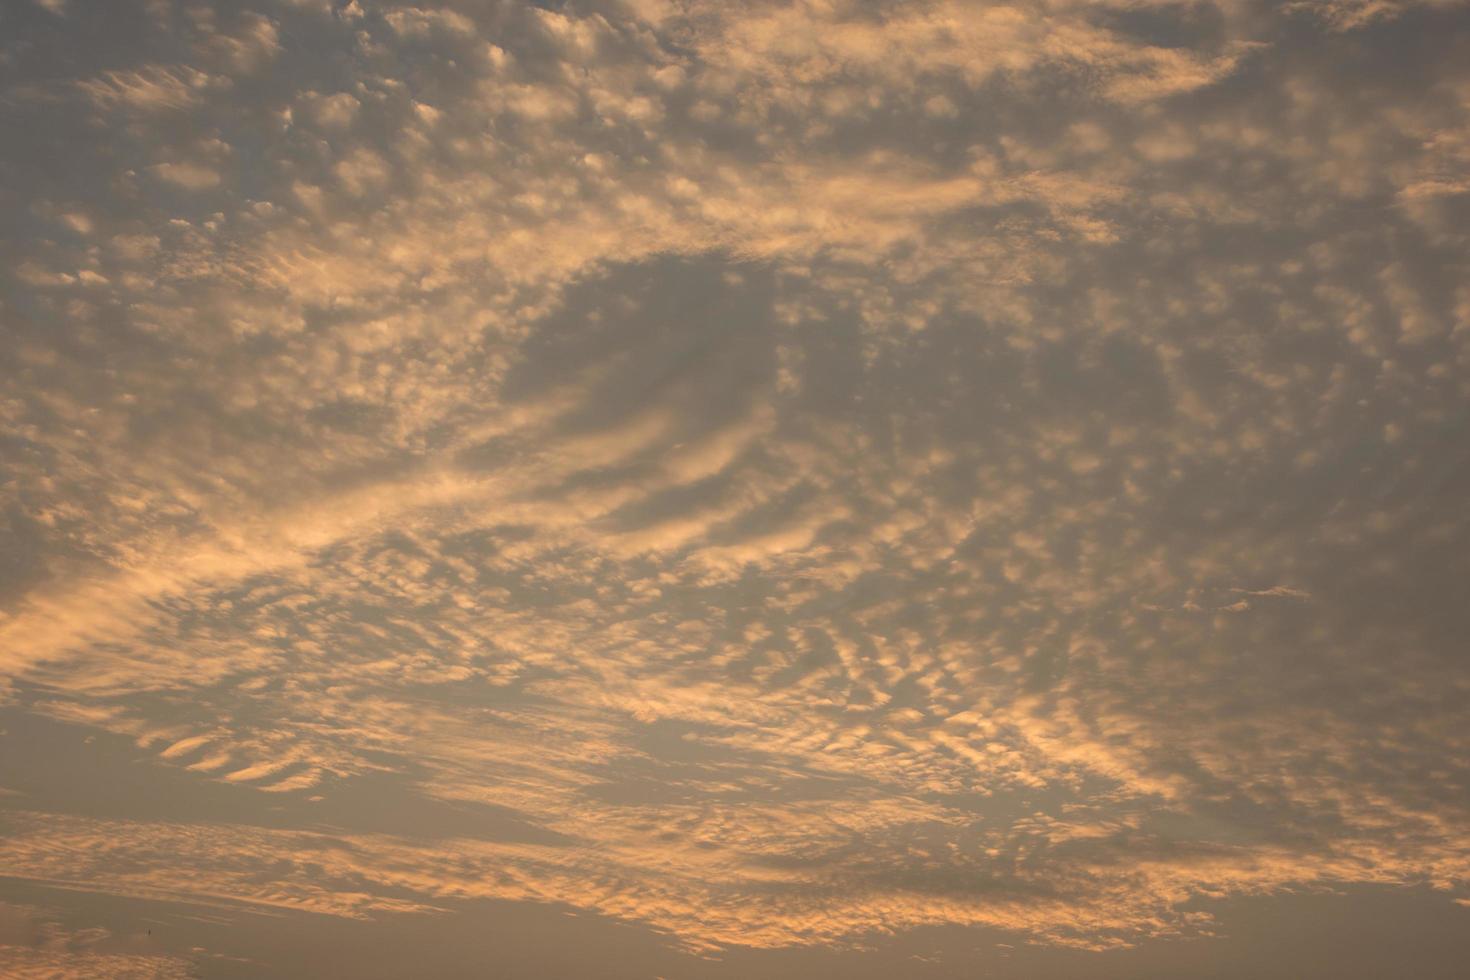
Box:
left=2, top=1, right=1469, bottom=977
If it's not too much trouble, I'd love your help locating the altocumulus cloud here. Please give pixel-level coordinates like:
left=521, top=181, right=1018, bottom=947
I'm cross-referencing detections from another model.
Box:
left=1, top=0, right=1469, bottom=974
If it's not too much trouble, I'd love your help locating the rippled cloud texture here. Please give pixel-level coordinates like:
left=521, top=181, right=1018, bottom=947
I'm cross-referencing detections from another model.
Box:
left=2, top=0, right=1469, bottom=976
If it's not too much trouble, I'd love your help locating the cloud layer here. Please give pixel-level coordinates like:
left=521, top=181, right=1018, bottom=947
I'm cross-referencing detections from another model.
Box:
left=2, top=0, right=1469, bottom=973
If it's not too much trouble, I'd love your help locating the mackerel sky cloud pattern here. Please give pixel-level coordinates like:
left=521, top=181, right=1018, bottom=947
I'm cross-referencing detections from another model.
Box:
left=2, top=1, right=1469, bottom=977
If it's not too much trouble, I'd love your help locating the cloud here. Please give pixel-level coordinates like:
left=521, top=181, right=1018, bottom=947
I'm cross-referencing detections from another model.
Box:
left=149, top=161, right=221, bottom=190
left=1, top=0, right=1468, bottom=969
left=0, top=901, right=196, bottom=980
left=75, top=65, right=219, bottom=112
left=1231, top=585, right=1312, bottom=599
left=301, top=91, right=361, bottom=130
left=1292, top=0, right=1470, bottom=30
left=199, top=12, right=280, bottom=73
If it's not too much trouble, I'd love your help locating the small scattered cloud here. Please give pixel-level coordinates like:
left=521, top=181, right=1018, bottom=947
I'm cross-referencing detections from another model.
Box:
left=149, top=161, right=221, bottom=190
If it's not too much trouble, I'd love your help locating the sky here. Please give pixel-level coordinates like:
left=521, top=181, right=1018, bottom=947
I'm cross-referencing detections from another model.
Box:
left=1, top=0, right=1468, bottom=977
